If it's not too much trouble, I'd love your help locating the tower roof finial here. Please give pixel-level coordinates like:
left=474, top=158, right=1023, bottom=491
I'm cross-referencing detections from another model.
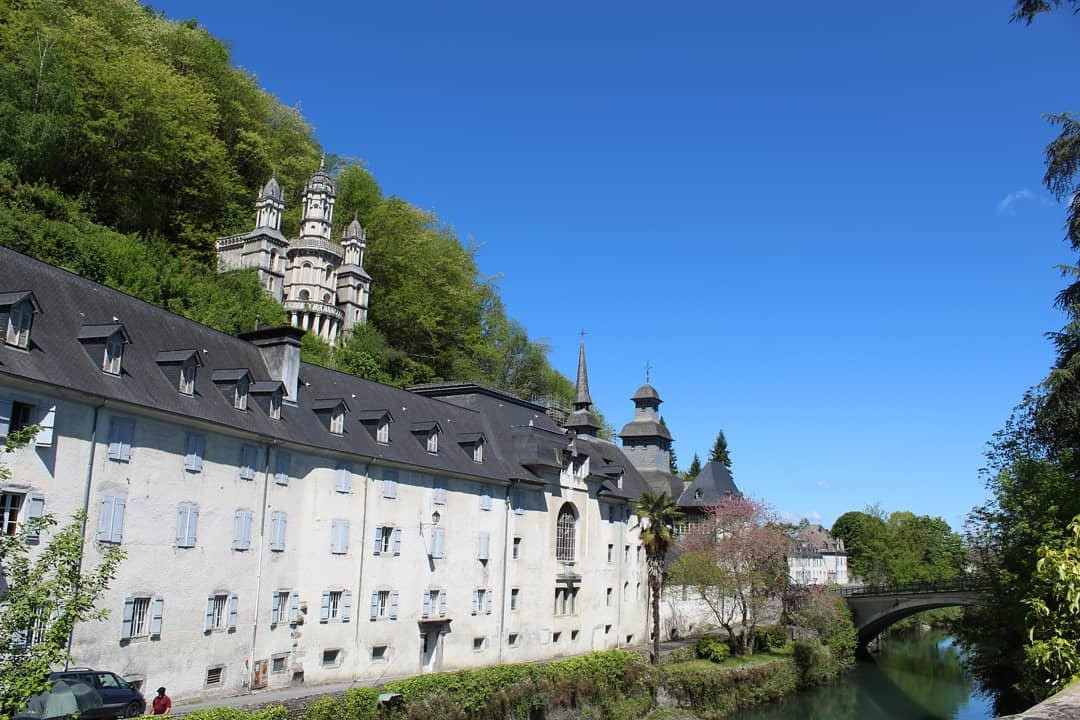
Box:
left=574, top=334, right=593, bottom=409
left=319, top=153, right=325, bottom=170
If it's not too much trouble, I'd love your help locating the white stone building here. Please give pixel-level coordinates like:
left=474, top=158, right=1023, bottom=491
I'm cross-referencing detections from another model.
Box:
left=0, top=247, right=650, bottom=702
left=215, top=164, right=371, bottom=345
left=788, top=524, right=849, bottom=586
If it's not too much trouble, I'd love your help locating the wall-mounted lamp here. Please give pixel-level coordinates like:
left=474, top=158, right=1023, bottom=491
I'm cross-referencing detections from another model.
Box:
left=431, top=510, right=441, bottom=525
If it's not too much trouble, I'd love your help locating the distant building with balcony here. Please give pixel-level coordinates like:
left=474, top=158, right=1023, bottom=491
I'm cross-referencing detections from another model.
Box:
left=216, top=163, right=371, bottom=345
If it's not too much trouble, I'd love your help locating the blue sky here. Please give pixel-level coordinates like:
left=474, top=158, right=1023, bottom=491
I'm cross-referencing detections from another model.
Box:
left=155, top=0, right=1077, bottom=530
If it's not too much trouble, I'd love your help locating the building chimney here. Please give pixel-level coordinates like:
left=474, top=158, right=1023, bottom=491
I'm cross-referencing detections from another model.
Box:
left=239, top=326, right=304, bottom=404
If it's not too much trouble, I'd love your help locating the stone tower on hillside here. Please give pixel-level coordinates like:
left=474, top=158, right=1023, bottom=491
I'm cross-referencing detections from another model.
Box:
left=215, top=162, right=371, bottom=345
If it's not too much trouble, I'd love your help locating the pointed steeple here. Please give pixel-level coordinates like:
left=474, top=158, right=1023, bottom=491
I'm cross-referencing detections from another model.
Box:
left=564, top=335, right=601, bottom=436
left=574, top=341, right=593, bottom=409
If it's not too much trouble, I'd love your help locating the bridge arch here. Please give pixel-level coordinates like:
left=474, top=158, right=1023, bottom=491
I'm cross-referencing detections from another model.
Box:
left=843, top=590, right=985, bottom=650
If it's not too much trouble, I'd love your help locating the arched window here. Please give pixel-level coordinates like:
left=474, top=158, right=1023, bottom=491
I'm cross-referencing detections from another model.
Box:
left=556, top=503, right=576, bottom=562
left=322, top=293, right=331, bottom=304
left=299, top=289, right=310, bottom=302
left=324, top=267, right=332, bottom=282
left=302, top=262, right=313, bottom=283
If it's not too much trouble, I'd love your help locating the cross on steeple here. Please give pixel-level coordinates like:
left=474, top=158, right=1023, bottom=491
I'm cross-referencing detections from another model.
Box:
left=645, top=360, right=652, bottom=384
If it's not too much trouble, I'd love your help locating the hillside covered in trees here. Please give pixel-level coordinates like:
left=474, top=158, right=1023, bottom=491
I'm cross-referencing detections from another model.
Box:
left=0, top=0, right=576, bottom=403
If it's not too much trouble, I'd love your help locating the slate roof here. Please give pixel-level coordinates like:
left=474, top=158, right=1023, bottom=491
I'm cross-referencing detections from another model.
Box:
left=637, top=468, right=685, bottom=499
left=793, top=524, right=846, bottom=557
left=631, top=384, right=661, bottom=403
left=676, top=460, right=741, bottom=507
left=0, top=246, right=512, bottom=483
left=618, top=418, right=672, bottom=441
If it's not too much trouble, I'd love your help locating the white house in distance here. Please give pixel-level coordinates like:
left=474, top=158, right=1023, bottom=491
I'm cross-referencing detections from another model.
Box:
left=0, top=246, right=651, bottom=702
left=788, top=524, right=849, bottom=586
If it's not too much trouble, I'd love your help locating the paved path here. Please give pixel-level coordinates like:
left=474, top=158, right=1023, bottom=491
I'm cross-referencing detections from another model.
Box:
left=173, top=638, right=700, bottom=716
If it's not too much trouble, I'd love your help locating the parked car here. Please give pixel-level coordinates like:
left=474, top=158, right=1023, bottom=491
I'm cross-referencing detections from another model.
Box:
left=46, top=669, right=145, bottom=718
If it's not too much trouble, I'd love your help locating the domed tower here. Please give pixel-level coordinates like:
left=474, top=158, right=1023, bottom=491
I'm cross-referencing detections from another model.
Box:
left=618, top=381, right=680, bottom=496
left=337, top=215, right=371, bottom=332
left=215, top=176, right=289, bottom=300
left=283, top=160, right=346, bottom=345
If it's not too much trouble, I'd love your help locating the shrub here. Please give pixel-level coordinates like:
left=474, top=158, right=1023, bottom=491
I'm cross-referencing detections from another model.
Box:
left=694, top=635, right=730, bottom=663
left=184, top=707, right=287, bottom=720
left=661, top=658, right=797, bottom=715
left=753, top=625, right=791, bottom=653
left=792, top=639, right=837, bottom=688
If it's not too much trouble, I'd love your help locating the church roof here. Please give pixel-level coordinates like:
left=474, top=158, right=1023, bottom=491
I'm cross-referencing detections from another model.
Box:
left=260, top=176, right=282, bottom=201
left=617, top=418, right=672, bottom=441
left=574, top=342, right=593, bottom=407
left=343, top=218, right=364, bottom=241
left=631, top=383, right=661, bottom=403
left=305, top=164, right=335, bottom=196
left=564, top=407, right=601, bottom=434
left=677, top=460, right=740, bottom=507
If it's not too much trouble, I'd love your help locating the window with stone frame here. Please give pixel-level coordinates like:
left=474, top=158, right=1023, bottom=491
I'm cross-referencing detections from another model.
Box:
left=556, top=504, right=576, bottom=562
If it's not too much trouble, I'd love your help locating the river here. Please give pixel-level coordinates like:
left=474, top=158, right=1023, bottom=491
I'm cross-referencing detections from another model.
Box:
left=725, top=631, right=994, bottom=720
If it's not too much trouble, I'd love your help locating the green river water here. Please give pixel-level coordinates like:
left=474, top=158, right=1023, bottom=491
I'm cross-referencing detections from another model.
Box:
left=725, top=631, right=994, bottom=720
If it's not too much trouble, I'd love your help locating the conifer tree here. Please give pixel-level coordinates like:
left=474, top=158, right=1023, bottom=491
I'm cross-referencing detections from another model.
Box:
left=709, top=430, right=732, bottom=469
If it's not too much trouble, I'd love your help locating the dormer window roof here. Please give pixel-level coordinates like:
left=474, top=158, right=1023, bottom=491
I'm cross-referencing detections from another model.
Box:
left=411, top=421, right=442, bottom=454
left=212, top=369, right=252, bottom=410
left=0, top=291, right=40, bottom=349
left=77, top=323, right=131, bottom=376
left=155, top=349, right=202, bottom=396
left=251, top=381, right=286, bottom=420
left=457, top=432, right=486, bottom=463
left=357, top=409, right=394, bottom=444
left=312, top=398, right=350, bottom=435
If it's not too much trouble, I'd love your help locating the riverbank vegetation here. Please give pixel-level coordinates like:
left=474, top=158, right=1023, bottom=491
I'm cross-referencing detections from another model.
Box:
left=949, top=3, right=1080, bottom=713
left=0, top=0, right=578, bottom=405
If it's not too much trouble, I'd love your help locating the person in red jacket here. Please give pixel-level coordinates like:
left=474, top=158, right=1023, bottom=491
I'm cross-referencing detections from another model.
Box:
left=151, top=687, right=171, bottom=715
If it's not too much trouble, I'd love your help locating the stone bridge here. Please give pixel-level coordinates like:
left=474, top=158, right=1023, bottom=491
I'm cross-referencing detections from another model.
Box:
left=835, top=583, right=987, bottom=650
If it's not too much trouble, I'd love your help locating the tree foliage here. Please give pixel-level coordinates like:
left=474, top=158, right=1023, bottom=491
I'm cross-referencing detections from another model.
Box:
left=0, top=0, right=576, bottom=403
left=709, top=430, right=732, bottom=469
left=669, top=497, right=791, bottom=655
left=0, top=427, right=124, bottom=720
left=687, top=453, right=702, bottom=481
left=636, top=491, right=683, bottom=665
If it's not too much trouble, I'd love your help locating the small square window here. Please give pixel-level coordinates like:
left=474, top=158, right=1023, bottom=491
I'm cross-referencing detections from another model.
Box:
left=271, top=654, right=288, bottom=673
left=571, top=630, right=579, bottom=641
left=604, top=624, right=612, bottom=635
left=371, top=645, right=388, bottom=661
left=512, top=537, right=521, bottom=559
left=508, top=632, right=520, bottom=648
left=607, top=543, right=614, bottom=563
left=473, top=637, right=486, bottom=652
left=205, top=667, right=223, bottom=686
left=9, top=402, right=34, bottom=434
left=552, top=631, right=561, bottom=643
left=510, top=588, right=519, bottom=611
left=322, top=649, right=341, bottom=667
left=626, top=634, right=634, bottom=644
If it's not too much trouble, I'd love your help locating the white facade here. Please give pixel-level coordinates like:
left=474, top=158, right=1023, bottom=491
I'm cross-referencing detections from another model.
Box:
left=788, top=525, right=849, bottom=586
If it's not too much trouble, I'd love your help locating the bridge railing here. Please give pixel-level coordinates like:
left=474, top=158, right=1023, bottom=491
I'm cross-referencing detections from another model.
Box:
left=832, top=579, right=988, bottom=598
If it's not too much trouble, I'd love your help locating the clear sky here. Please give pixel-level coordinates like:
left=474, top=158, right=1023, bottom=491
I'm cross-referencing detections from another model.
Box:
left=154, top=0, right=1077, bottom=531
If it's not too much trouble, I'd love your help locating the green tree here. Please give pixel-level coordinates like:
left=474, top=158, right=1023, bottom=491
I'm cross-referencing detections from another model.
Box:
left=686, top=453, right=702, bottom=481
left=0, top=427, right=124, bottom=720
left=635, top=491, right=683, bottom=665
left=709, top=430, right=732, bottom=469
left=1023, top=514, right=1080, bottom=694
left=831, top=508, right=890, bottom=584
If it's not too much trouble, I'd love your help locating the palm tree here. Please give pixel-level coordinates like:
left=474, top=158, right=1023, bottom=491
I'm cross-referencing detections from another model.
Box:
left=636, top=491, right=684, bottom=664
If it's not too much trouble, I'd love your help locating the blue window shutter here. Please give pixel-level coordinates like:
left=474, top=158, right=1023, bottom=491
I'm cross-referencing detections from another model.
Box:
left=186, top=506, right=199, bottom=547
left=288, top=592, right=299, bottom=623
left=271, top=593, right=281, bottom=624
left=176, top=505, right=187, bottom=546
left=278, top=513, right=287, bottom=550
left=110, top=496, right=125, bottom=543
left=228, top=596, right=238, bottom=630
left=150, top=597, right=164, bottom=636
left=433, top=478, right=447, bottom=506
left=26, top=493, right=44, bottom=543
left=0, top=398, right=11, bottom=437
left=432, top=528, right=445, bottom=559
left=369, top=592, right=378, bottom=620
left=239, top=445, right=256, bottom=480
left=121, top=598, right=134, bottom=639
left=205, top=596, right=215, bottom=632
left=422, top=591, right=432, bottom=618
left=118, top=418, right=133, bottom=461
left=486, top=590, right=493, bottom=615
left=342, top=591, right=352, bottom=622
left=373, top=525, right=382, bottom=555
left=35, top=405, right=56, bottom=447
left=108, top=418, right=124, bottom=461
left=185, top=434, right=204, bottom=472
left=480, top=486, right=491, bottom=511
left=513, top=491, right=524, bottom=515
left=335, top=463, right=351, bottom=493
left=471, top=590, right=479, bottom=615
left=389, top=591, right=399, bottom=619
left=392, top=527, right=402, bottom=555
left=275, top=451, right=290, bottom=485
left=479, top=531, right=490, bottom=560
left=340, top=520, right=349, bottom=553
left=98, top=496, right=115, bottom=542
left=320, top=592, right=331, bottom=622
left=233, top=510, right=246, bottom=550
left=439, top=589, right=447, bottom=617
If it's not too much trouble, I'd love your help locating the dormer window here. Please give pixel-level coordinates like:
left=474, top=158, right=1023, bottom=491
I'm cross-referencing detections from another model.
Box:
left=1, top=292, right=39, bottom=349
left=234, top=375, right=249, bottom=410
left=358, top=410, right=394, bottom=444
left=313, top=398, right=350, bottom=436
left=211, top=369, right=253, bottom=411
left=251, top=381, right=286, bottom=420
left=410, top=421, right=441, bottom=454
left=458, top=433, right=486, bottom=464
left=78, top=323, right=130, bottom=376
left=377, top=419, right=389, bottom=444
left=473, top=443, right=483, bottom=463
left=427, top=431, right=439, bottom=454
left=155, top=349, right=201, bottom=396
left=104, top=334, right=124, bottom=375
